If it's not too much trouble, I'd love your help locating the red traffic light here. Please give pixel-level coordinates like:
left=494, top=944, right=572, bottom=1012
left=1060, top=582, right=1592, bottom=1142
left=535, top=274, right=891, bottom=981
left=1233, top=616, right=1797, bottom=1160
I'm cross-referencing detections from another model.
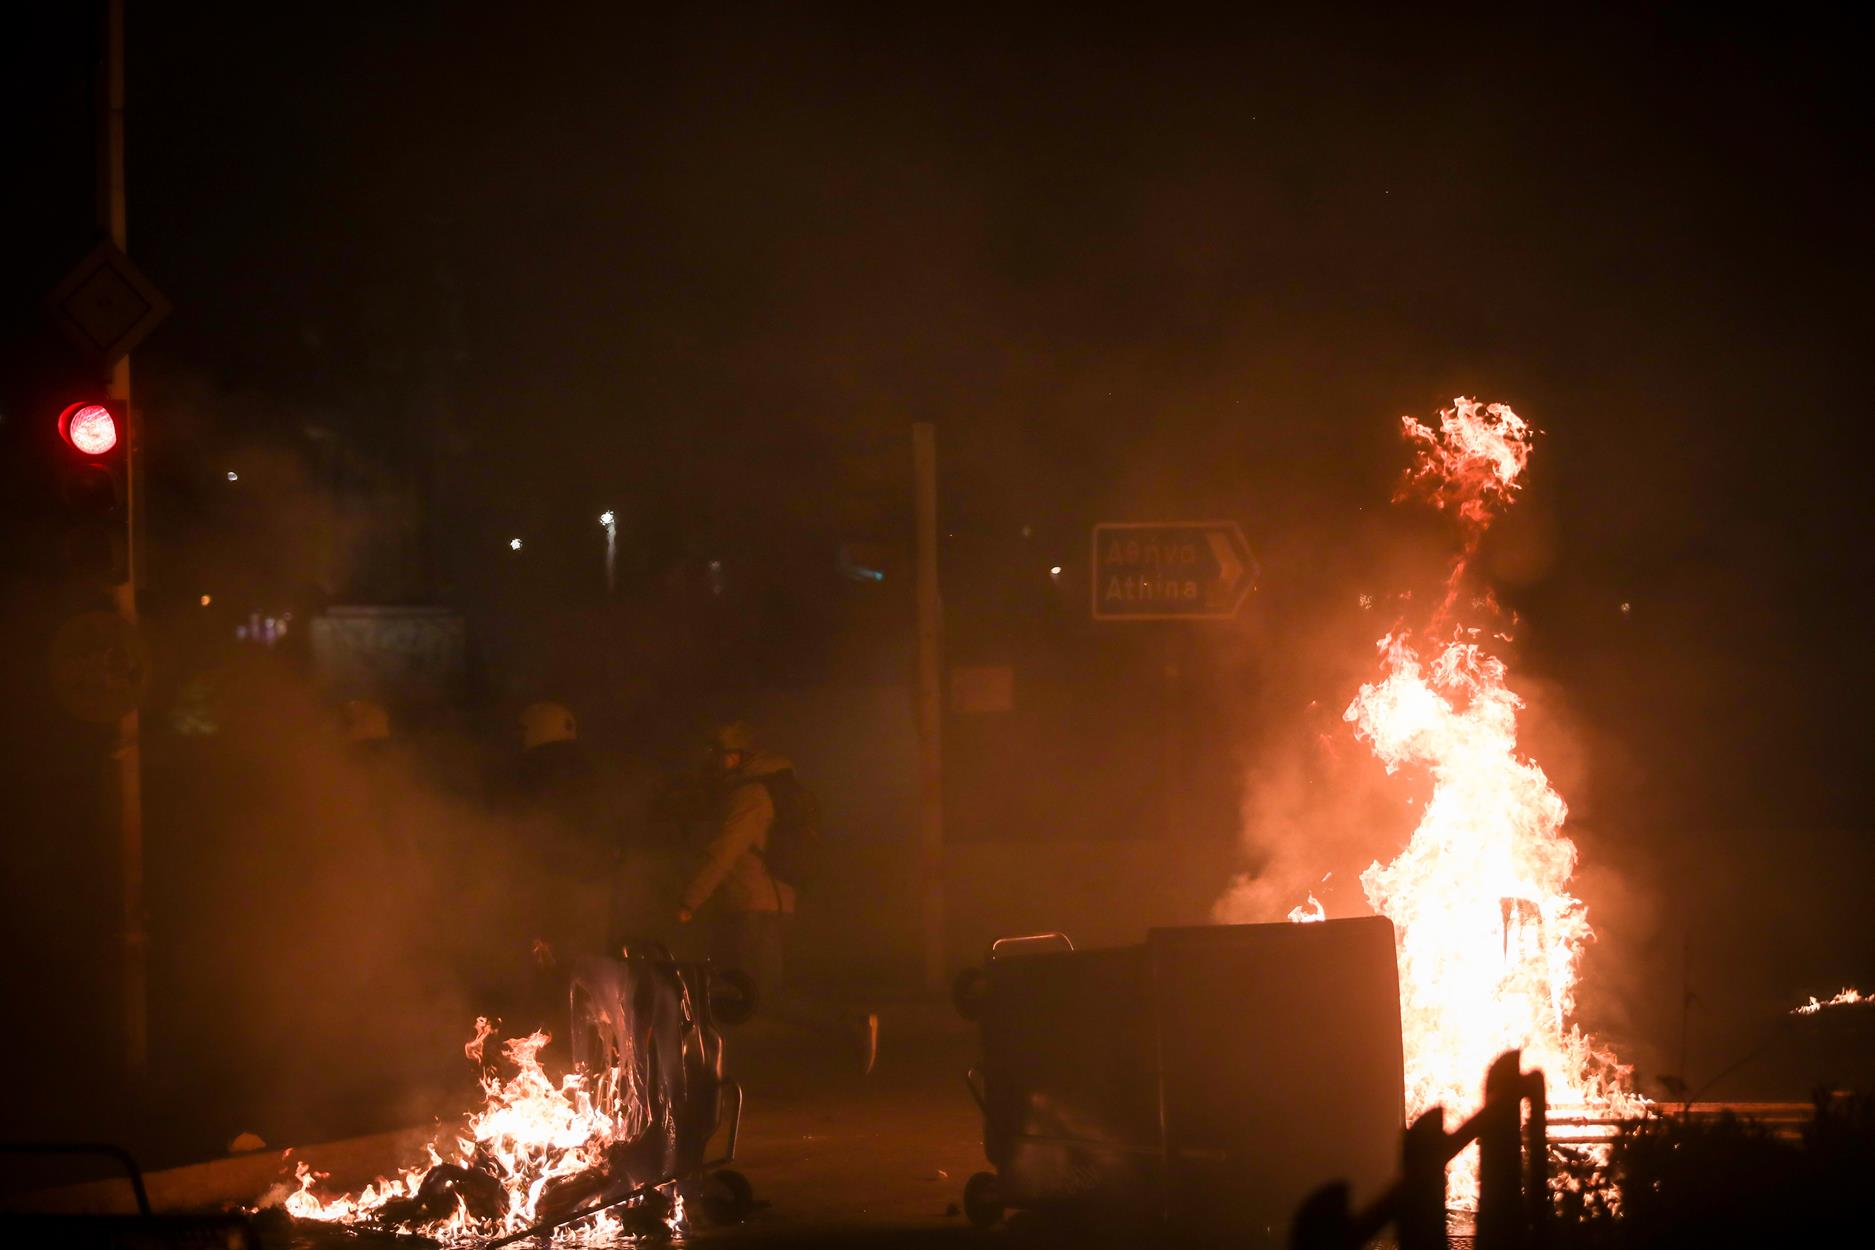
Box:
left=59, top=402, right=120, bottom=456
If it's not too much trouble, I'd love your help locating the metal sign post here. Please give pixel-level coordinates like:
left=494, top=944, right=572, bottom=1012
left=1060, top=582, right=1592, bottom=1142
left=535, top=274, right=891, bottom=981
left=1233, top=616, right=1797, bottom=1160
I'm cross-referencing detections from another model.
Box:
left=103, top=0, right=146, bottom=1078
left=912, top=423, right=946, bottom=995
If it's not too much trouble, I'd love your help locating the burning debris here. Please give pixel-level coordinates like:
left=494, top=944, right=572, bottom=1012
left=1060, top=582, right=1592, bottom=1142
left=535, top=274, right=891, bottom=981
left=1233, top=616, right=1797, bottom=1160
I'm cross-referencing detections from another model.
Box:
left=263, top=957, right=747, bottom=1247
left=1281, top=399, right=1640, bottom=1203
left=1793, top=987, right=1867, bottom=1016
left=1286, top=894, right=1326, bottom=924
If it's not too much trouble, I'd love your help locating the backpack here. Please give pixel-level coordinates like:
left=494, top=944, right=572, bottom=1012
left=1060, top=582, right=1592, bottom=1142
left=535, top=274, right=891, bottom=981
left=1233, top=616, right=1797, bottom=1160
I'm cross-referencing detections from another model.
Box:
left=756, top=768, right=821, bottom=891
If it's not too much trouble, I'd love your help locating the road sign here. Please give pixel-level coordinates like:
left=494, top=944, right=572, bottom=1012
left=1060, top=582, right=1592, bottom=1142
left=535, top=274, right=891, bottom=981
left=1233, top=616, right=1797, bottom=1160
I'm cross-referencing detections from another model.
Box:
left=1091, top=521, right=1255, bottom=620
left=44, top=239, right=171, bottom=368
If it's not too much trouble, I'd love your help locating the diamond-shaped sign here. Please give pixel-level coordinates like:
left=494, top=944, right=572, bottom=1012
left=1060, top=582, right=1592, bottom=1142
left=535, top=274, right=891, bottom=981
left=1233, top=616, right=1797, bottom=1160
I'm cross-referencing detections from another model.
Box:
left=45, top=239, right=171, bottom=368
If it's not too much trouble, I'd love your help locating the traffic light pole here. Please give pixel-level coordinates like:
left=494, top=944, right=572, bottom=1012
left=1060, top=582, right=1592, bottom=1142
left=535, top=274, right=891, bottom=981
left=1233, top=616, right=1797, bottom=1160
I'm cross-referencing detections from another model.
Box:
left=101, top=0, right=147, bottom=1078
left=912, top=423, right=945, bottom=996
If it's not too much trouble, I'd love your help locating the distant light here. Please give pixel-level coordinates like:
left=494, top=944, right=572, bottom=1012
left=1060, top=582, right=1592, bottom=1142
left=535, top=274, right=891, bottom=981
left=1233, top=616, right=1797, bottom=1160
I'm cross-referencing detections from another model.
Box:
left=199, top=594, right=212, bottom=607
left=1619, top=601, right=1632, bottom=615
left=509, top=537, right=523, bottom=551
left=1049, top=565, right=1063, bottom=577
left=226, top=470, right=239, bottom=482
left=599, top=510, right=615, bottom=527
left=63, top=403, right=118, bottom=456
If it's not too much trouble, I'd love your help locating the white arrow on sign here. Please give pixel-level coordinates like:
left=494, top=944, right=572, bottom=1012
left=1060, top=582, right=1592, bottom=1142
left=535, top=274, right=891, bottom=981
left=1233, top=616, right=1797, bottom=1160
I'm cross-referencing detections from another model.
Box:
left=1206, top=528, right=1245, bottom=600
left=1090, top=520, right=1256, bottom=620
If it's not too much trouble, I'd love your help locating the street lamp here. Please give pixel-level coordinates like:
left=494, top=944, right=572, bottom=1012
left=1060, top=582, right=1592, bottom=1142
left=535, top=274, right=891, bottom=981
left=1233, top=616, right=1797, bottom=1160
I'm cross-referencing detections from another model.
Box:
left=599, top=510, right=617, bottom=593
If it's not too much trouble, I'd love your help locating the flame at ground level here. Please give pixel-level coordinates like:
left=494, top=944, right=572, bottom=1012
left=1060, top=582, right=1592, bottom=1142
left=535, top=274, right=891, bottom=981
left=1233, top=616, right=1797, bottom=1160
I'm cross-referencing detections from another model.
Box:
left=1346, top=631, right=1641, bottom=1202
left=273, top=1017, right=680, bottom=1245
left=1794, top=988, right=1866, bottom=1015
left=1273, top=399, right=1641, bottom=1205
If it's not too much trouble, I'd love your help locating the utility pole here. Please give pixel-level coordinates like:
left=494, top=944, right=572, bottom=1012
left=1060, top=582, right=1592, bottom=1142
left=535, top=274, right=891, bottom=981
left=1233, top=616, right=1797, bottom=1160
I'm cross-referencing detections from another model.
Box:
left=912, top=423, right=946, bottom=995
left=101, top=0, right=146, bottom=1077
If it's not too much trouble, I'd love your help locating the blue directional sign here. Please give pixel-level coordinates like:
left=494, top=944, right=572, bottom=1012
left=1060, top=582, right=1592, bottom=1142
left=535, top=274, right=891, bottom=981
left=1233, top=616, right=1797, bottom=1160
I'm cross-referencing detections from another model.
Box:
left=1091, top=521, right=1255, bottom=620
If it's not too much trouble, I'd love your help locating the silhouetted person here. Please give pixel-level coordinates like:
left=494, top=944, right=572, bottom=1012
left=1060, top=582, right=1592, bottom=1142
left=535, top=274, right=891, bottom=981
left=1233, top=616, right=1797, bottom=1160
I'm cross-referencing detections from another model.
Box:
left=338, top=696, right=412, bottom=868
left=512, top=700, right=597, bottom=819
left=676, top=720, right=876, bottom=1073
left=503, top=701, right=616, bottom=1023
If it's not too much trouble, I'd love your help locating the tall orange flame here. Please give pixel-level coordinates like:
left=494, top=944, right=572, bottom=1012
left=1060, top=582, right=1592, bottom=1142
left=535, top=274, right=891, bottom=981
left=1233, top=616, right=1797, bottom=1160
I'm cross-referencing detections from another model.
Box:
left=1332, top=399, right=1638, bottom=1203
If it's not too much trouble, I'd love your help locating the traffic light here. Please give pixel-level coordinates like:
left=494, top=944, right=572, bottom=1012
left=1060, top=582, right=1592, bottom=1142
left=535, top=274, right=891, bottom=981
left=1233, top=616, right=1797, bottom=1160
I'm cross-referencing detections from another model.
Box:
left=60, top=400, right=119, bottom=455
left=54, top=396, right=128, bottom=587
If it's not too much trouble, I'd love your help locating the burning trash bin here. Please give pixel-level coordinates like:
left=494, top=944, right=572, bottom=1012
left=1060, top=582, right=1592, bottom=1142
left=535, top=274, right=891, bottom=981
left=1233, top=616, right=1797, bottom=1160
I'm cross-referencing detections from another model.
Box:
left=266, top=951, right=752, bottom=1246
left=953, top=917, right=1404, bottom=1244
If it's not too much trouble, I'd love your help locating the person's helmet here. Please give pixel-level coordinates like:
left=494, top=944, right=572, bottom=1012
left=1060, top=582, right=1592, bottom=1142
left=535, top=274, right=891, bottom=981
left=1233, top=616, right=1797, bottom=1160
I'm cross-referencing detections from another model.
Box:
left=710, top=719, right=758, bottom=755
left=521, top=701, right=577, bottom=750
left=341, top=698, right=390, bottom=744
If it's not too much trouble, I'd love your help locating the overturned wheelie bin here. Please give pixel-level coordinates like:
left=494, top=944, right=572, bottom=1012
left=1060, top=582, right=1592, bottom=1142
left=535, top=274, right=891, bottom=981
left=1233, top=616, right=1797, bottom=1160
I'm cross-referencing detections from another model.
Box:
left=953, top=918, right=1404, bottom=1245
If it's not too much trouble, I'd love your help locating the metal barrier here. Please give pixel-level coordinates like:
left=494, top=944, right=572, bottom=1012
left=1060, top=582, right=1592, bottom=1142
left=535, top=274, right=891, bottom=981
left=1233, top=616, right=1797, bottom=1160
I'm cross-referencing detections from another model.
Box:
left=0, top=1143, right=151, bottom=1215
left=1291, top=1050, right=1549, bottom=1250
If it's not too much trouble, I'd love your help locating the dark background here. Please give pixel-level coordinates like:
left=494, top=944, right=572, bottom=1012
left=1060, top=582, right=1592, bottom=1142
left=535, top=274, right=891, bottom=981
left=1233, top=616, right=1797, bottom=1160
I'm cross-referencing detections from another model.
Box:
left=3, top=2, right=1872, bottom=1158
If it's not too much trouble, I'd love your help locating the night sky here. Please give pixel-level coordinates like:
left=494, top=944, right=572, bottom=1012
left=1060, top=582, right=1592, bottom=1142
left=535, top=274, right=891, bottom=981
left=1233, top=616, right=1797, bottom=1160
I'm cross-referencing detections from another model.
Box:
left=110, top=3, right=1874, bottom=815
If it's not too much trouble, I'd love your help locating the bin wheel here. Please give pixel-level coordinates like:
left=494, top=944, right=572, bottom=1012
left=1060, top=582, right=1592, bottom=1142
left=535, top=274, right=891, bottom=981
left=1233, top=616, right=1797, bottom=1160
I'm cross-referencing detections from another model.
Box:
left=713, top=1168, right=754, bottom=1215
left=710, top=967, right=758, bottom=1026
left=963, top=1171, right=1003, bottom=1227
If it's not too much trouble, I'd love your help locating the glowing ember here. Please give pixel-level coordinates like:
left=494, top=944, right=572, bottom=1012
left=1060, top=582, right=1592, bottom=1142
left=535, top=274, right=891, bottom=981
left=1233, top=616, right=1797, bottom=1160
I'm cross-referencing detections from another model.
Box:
left=1321, top=399, right=1637, bottom=1204
left=275, top=1016, right=680, bottom=1245
left=1286, top=894, right=1326, bottom=924
left=1793, top=987, right=1866, bottom=1015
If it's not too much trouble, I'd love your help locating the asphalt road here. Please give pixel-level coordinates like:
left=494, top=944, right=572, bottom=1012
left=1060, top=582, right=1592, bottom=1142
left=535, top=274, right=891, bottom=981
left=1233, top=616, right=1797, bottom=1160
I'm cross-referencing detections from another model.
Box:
left=5, top=1002, right=1169, bottom=1247
left=695, top=1006, right=993, bottom=1245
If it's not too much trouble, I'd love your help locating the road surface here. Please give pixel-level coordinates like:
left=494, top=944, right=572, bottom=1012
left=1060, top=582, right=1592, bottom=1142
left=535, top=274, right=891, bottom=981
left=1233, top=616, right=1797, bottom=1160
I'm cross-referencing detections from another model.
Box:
left=695, top=1005, right=990, bottom=1244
